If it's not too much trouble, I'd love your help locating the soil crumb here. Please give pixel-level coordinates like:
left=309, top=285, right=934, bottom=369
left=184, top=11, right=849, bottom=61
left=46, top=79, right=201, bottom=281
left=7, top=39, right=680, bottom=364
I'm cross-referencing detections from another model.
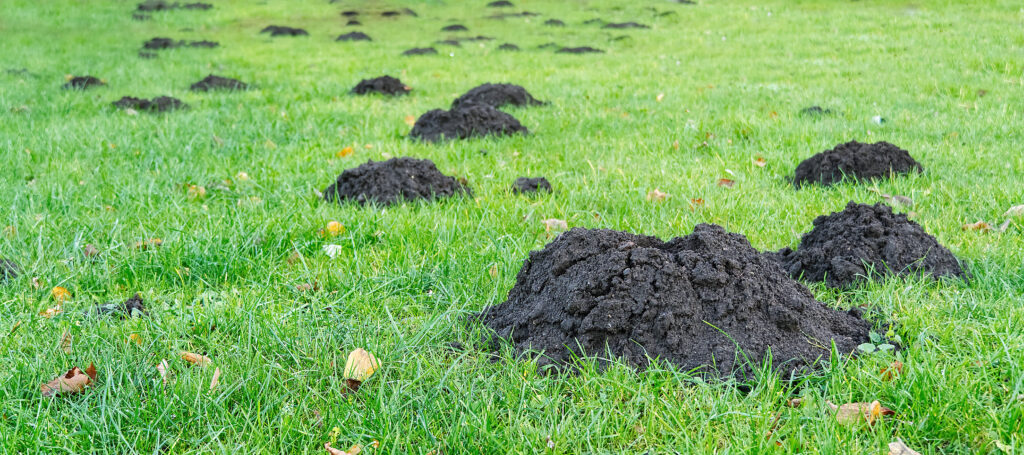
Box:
left=323, top=157, right=471, bottom=206
left=512, top=177, right=551, bottom=194
left=557, top=46, right=604, bottom=54
left=442, top=24, right=468, bottom=31
left=451, top=83, right=546, bottom=109
left=190, top=74, right=247, bottom=92
left=544, top=19, right=565, bottom=26
left=603, top=21, right=649, bottom=29
left=260, top=26, right=308, bottom=36
left=0, top=259, right=20, bottom=280
left=478, top=224, right=872, bottom=378
left=403, top=47, right=438, bottom=56
left=498, top=43, right=520, bottom=51
left=94, top=293, right=147, bottom=318
left=410, top=104, right=528, bottom=142
left=336, top=31, right=371, bottom=41
left=488, top=0, right=514, bottom=6
left=351, top=75, right=411, bottom=96
left=113, top=96, right=187, bottom=112
left=63, top=76, right=105, bottom=90
left=768, top=202, right=967, bottom=288
left=793, top=141, right=923, bottom=187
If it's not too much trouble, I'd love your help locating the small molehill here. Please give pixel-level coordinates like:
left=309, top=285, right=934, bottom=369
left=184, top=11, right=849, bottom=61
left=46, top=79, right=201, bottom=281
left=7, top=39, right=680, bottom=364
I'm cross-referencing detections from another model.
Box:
left=137, top=1, right=212, bottom=11
left=793, top=141, right=923, bottom=187
left=403, top=47, right=438, bottom=56
left=341, top=10, right=359, bottom=16
left=1, top=259, right=20, bottom=281
left=800, top=106, right=833, bottom=116
left=497, top=43, right=519, bottom=51
left=63, top=76, right=105, bottom=90
left=544, top=19, right=565, bottom=26
left=442, top=24, right=468, bottom=31
left=351, top=75, right=411, bottom=96
left=410, top=104, right=528, bottom=142
left=113, top=96, right=187, bottom=112
left=94, top=294, right=147, bottom=318
left=261, top=26, right=308, bottom=36
left=768, top=202, right=967, bottom=288
left=143, top=37, right=218, bottom=49
left=557, top=46, right=604, bottom=54
left=346, top=20, right=362, bottom=26
left=512, top=177, right=551, bottom=194
left=190, top=75, right=247, bottom=92
left=323, top=157, right=471, bottom=206
left=479, top=224, right=872, bottom=377
left=336, top=31, right=371, bottom=41
left=488, top=0, right=514, bottom=6
left=603, top=21, right=649, bottom=29
left=452, top=83, right=546, bottom=109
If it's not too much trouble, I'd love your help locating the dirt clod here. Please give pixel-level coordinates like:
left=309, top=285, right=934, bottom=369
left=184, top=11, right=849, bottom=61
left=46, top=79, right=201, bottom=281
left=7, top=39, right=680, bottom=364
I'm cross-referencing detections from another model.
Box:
left=452, top=83, right=546, bottom=109
left=346, top=20, right=361, bottom=26
left=341, top=10, right=358, bottom=16
left=544, top=19, right=565, bottom=26
left=793, top=141, right=923, bottom=187
left=800, top=106, right=833, bottom=116
left=350, top=75, right=411, bottom=96
left=94, top=293, right=147, bottom=318
left=0, top=259, right=19, bottom=281
left=768, top=202, right=967, bottom=288
left=410, top=104, right=528, bottom=142
left=323, top=157, right=471, bottom=206
left=113, top=96, right=187, bottom=112
left=260, top=26, right=308, bottom=36
left=498, top=43, right=520, bottom=51
left=488, top=0, right=514, bottom=6
left=137, top=1, right=212, bottom=11
left=63, top=76, right=105, bottom=90
left=190, top=74, right=247, bottom=92
left=143, top=37, right=219, bottom=49
left=442, top=24, right=468, bottom=31
left=336, top=31, right=371, bottom=41
left=512, top=177, right=552, bottom=194
left=557, top=46, right=604, bottom=54
left=479, top=224, right=872, bottom=378
left=603, top=22, right=649, bottom=29
left=403, top=47, right=438, bottom=56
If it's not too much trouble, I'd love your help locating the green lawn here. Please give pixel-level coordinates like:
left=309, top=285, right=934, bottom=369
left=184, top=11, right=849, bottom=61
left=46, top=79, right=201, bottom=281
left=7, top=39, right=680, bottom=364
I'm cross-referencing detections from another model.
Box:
left=1, top=0, right=1023, bottom=453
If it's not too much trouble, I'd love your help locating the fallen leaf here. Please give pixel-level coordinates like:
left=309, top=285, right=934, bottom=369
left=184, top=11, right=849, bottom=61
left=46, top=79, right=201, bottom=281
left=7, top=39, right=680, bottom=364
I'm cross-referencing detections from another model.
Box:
left=888, top=439, right=921, bottom=455
left=83, top=244, right=101, bottom=257
left=1005, top=205, right=1024, bottom=217
left=156, top=359, right=171, bottom=384
left=344, top=348, right=380, bottom=383
left=827, top=400, right=894, bottom=426
left=235, top=171, right=250, bottom=182
left=646, top=189, right=668, bottom=202
left=786, top=398, right=803, bottom=408
left=186, top=185, right=206, bottom=200
left=488, top=264, right=499, bottom=278
left=180, top=351, right=212, bottom=367
left=323, top=244, right=344, bottom=259
left=672, top=140, right=679, bottom=150
left=325, top=441, right=379, bottom=455
left=962, top=221, right=991, bottom=232
left=209, top=367, right=221, bottom=391
left=129, top=333, right=143, bottom=345
left=717, top=178, right=735, bottom=188
left=336, top=146, right=354, bottom=158
left=51, top=286, right=71, bottom=303
left=323, top=221, right=346, bottom=237
left=404, top=115, right=416, bottom=126
left=656, top=93, right=665, bottom=102
left=134, top=238, right=163, bottom=250
left=754, top=156, right=767, bottom=167
left=364, top=144, right=373, bottom=149
left=881, top=360, right=904, bottom=381
left=541, top=218, right=568, bottom=232
left=689, top=198, right=705, bottom=209
left=39, top=305, right=62, bottom=318
left=41, top=363, right=97, bottom=397
left=60, top=331, right=72, bottom=354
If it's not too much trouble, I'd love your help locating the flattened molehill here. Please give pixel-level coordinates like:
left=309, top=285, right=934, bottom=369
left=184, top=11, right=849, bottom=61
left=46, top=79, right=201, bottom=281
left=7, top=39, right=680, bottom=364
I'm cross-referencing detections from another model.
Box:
left=498, top=43, right=520, bottom=51
left=768, top=202, right=967, bottom=288
left=346, top=20, right=362, bottom=26
left=793, top=141, right=922, bottom=187
left=341, top=10, right=359, bottom=16
left=451, top=83, right=546, bottom=109
left=190, top=74, right=247, bottom=92
left=137, top=1, right=212, bottom=11
left=403, top=47, right=438, bottom=56
left=603, top=21, right=649, bottom=29
left=113, top=96, right=187, bottom=112
left=442, top=24, right=468, bottom=31
left=512, top=177, right=551, bottom=194
left=336, top=31, right=371, bottom=41
left=800, top=105, right=833, bottom=116
left=557, top=46, right=604, bottom=54
left=544, top=19, right=565, bottom=26
left=488, top=11, right=540, bottom=19
left=1, top=258, right=20, bottom=281
left=63, top=76, right=105, bottom=90
left=410, top=104, right=528, bottom=142
left=143, top=37, right=219, bottom=49
left=323, top=157, right=471, bottom=206
left=93, top=293, right=147, bottom=318
left=351, top=75, right=411, bottom=96
left=478, top=224, right=872, bottom=377
left=260, top=26, right=308, bottom=36
left=436, top=39, right=461, bottom=47
left=487, top=0, right=514, bottom=6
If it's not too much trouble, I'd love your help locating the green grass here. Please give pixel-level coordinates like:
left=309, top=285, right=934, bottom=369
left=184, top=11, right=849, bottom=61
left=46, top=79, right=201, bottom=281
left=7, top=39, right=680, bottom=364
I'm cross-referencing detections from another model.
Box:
left=1, top=0, right=1023, bottom=452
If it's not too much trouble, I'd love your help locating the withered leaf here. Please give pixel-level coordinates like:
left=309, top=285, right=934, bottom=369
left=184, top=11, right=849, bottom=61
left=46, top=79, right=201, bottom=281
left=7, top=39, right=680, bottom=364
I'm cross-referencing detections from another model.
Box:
left=827, top=400, right=895, bottom=426
left=344, top=348, right=379, bottom=382
left=962, top=221, right=992, bottom=232
left=888, top=439, right=922, bottom=455
left=180, top=351, right=212, bottom=367
left=541, top=218, right=568, bottom=232
left=646, top=189, right=668, bottom=202
left=717, top=178, right=735, bottom=188
left=41, top=363, right=97, bottom=397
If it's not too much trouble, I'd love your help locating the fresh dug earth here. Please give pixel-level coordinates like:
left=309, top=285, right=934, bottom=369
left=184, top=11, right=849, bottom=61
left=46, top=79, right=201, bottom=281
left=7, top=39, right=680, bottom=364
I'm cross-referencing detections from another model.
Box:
left=63, top=76, right=105, bottom=90
left=143, top=37, right=218, bottom=49
left=403, top=47, right=437, bottom=56
left=260, top=26, right=308, bottom=37
left=604, top=22, right=650, bottom=29
left=451, top=83, right=546, bottom=109
left=409, top=104, right=528, bottom=142
left=557, top=46, right=605, bottom=54
left=479, top=224, right=872, bottom=378
left=351, top=76, right=410, bottom=96
left=512, top=177, right=551, bottom=194
left=793, top=141, right=923, bottom=187
left=113, top=96, right=187, bottom=112
left=442, top=24, right=468, bottom=31
left=768, top=202, right=967, bottom=288
left=0, top=258, right=19, bottom=280
left=93, top=294, right=146, bottom=318
left=323, top=157, right=471, bottom=206
left=137, top=1, right=212, bottom=11
left=487, top=0, right=514, bottom=6
left=336, top=32, right=371, bottom=41
left=190, top=74, right=247, bottom=91
left=498, top=43, right=520, bottom=51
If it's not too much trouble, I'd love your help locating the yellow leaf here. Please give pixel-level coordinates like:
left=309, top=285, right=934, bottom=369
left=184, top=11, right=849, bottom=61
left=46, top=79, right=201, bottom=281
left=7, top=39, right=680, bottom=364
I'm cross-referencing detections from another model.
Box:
left=156, top=359, right=172, bottom=384
left=888, top=439, right=921, bottom=455
left=488, top=264, right=499, bottom=278
left=41, top=363, right=97, bottom=397
left=404, top=115, right=416, bottom=126
left=325, top=441, right=379, bottom=455
left=827, top=400, right=894, bottom=426
left=51, top=286, right=71, bottom=303
left=40, top=305, right=62, bottom=318
left=336, top=146, right=354, bottom=158
left=541, top=218, right=568, bottom=232
left=646, top=189, right=668, bottom=202
left=344, top=348, right=379, bottom=382
left=324, top=221, right=346, bottom=237
left=129, top=333, right=143, bottom=345
left=180, top=351, right=212, bottom=367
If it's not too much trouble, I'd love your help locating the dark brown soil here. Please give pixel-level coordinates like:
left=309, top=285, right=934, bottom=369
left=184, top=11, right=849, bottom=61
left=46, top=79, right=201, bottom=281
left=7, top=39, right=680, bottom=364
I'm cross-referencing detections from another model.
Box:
left=557, top=46, right=604, bottom=54
left=603, top=21, right=649, bottom=29
left=0, top=259, right=19, bottom=281
left=442, top=24, right=468, bottom=31
left=488, top=11, right=540, bottom=19
left=800, top=106, right=833, bottom=116
left=451, top=83, right=546, bottom=109
left=323, top=157, right=471, bottom=206
left=113, top=96, right=187, bottom=112
left=544, top=19, right=565, bottom=26
left=409, top=104, right=528, bottom=142
left=351, top=75, right=411, bottom=96
left=346, top=20, right=361, bottom=26
left=478, top=224, right=872, bottom=378
left=403, top=47, right=438, bottom=56
left=497, top=43, right=520, bottom=51
left=793, top=141, right=923, bottom=187
left=94, top=294, right=147, bottom=318
left=512, top=177, right=551, bottom=194
left=768, top=202, right=967, bottom=288
left=137, top=1, right=211, bottom=11
left=341, top=10, right=359, bottom=16
left=336, top=31, right=371, bottom=41
left=488, top=0, right=514, bottom=6
left=381, top=10, right=400, bottom=17
left=260, top=26, right=308, bottom=36
left=63, top=76, right=105, bottom=90
left=143, top=37, right=219, bottom=49
left=190, top=74, right=247, bottom=91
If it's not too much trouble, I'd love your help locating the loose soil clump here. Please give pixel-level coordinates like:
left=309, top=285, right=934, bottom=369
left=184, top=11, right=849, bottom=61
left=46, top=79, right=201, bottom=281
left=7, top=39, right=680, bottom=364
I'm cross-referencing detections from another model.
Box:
left=793, top=141, right=923, bottom=187
left=346, top=20, right=362, bottom=26
left=442, top=24, right=468, bottom=31
left=479, top=224, right=872, bottom=377
left=341, top=10, right=359, bottom=16
left=323, top=157, right=471, bottom=206
left=498, top=43, right=520, bottom=51
left=800, top=106, right=833, bottom=116
left=403, top=47, right=438, bottom=56
left=113, top=96, right=187, bottom=112
left=557, top=46, right=604, bottom=54
left=0, top=259, right=19, bottom=281
left=512, top=177, right=551, bottom=194
left=63, top=76, right=105, bottom=90
left=336, top=31, right=371, bottom=41
left=488, top=0, right=514, bottom=6
left=544, top=19, right=565, bottom=26
left=603, top=21, right=649, bottom=29
left=351, top=75, right=411, bottom=96
left=93, top=293, right=147, bottom=318
left=768, top=202, right=967, bottom=288
left=137, top=1, right=212, bottom=11
left=143, top=37, right=218, bottom=49
left=451, top=83, right=546, bottom=109
left=260, top=26, right=308, bottom=37
left=410, top=104, right=528, bottom=142
left=190, top=74, right=247, bottom=91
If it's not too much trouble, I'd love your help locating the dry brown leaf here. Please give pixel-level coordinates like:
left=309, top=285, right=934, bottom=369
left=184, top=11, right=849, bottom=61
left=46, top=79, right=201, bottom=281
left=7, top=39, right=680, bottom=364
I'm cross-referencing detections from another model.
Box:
left=134, top=238, right=163, bottom=250
left=541, top=218, right=568, bottom=232
left=404, top=115, right=417, bottom=126
left=41, top=363, right=97, bottom=397
left=51, top=286, right=71, bottom=303
left=83, top=244, right=101, bottom=257
left=754, top=156, right=767, bottom=168
left=827, top=400, right=895, bottom=426
left=689, top=198, right=705, bottom=209
left=488, top=264, right=499, bottom=279
left=888, top=439, right=921, bottom=455
left=325, top=441, right=379, bottom=455
left=336, top=146, right=354, bottom=158
left=881, top=360, right=904, bottom=381
left=646, top=189, right=668, bottom=202
left=40, top=305, right=62, bottom=318
left=60, top=331, right=72, bottom=354
left=344, top=348, right=379, bottom=383
left=180, top=351, right=212, bottom=367
left=786, top=398, right=803, bottom=408
left=1005, top=205, right=1024, bottom=217
left=210, top=367, right=221, bottom=391
left=962, top=221, right=992, bottom=232
left=129, top=333, right=143, bottom=345
left=717, top=178, right=735, bottom=188
left=156, top=359, right=171, bottom=384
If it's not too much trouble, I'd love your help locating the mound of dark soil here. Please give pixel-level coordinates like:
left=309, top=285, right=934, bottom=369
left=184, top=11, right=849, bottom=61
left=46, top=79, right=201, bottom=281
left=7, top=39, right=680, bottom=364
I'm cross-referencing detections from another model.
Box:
left=488, top=11, right=539, bottom=19
left=336, top=31, right=371, bottom=41
left=139, top=1, right=211, bottom=10
left=488, top=0, right=514, bottom=6
left=261, top=26, right=308, bottom=36
left=603, top=21, right=649, bottom=29
left=0, top=259, right=19, bottom=281
left=479, top=224, right=872, bottom=377
left=442, top=24, right=468, bottom=31
left=351, top=75, right=411, bottom=96
left=799, top=106, right=833, bottom=116
left=793, top=141, right=923, bottom=187
left=143, top=37, right=219, bottom=49
left=410, top=104, right=528, bottom=142
left=113, top=96, right=187, bottom=112
left=497, top=43, right=520, bottom=51
left=768, top=202, right=966, bottom=288
left=512, top=177, right=551, bottom=194
left=403, top=47, right=438, bottom=56
left=381, top=10, right=401, bottom=17
left=557, top=46, right=604, bottom=54
left=94, top=293, right=147, bottom=318
left=346, top=20, right=362, bottom=26
left=436, top=39, right=461, bottom=47
left=190, top=40, right=218, bottom=48
left=190, top=74, right=247, bottom=91
left=460, top=35, right=495, bottom=42
left=544, top=19, right=565, bottom=26
left=323, top=157, right=471, bottom=206
left=341, top=10, right=358, bottom=16
left=451, top=83, right=546, bottom=109
left=63, top=76, right=105, bottom=90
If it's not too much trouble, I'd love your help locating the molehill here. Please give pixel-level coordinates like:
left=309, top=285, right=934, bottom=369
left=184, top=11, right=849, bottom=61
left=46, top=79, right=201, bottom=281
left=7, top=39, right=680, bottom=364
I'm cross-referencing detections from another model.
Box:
left=794, top=141, right=922, bottom=187
left=323, top=157, right=471, bottom=206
